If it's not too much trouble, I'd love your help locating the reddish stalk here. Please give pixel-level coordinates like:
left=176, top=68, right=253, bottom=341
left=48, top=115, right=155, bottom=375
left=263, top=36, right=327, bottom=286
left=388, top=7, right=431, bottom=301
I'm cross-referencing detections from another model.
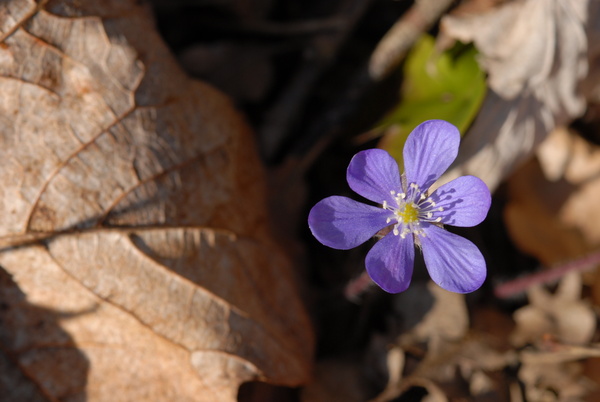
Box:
left=494, top=250, right=600, bottom=299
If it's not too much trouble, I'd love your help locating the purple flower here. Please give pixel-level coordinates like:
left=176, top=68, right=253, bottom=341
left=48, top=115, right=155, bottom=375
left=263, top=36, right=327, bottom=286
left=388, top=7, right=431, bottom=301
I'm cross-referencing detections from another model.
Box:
left=308, top=120, right=491, bottom=294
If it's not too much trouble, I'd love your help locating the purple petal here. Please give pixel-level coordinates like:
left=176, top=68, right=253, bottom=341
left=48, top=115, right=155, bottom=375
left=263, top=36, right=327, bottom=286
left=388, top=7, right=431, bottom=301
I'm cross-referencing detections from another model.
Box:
left=365, top=231, right=415, bottom=293
left=308, top=196, right=392, bottom=250
left=403, top=120, right=460, bottom=190
left=419, top=225, right=486, bottom=293
left=429, top=175, right=491, bottom=227
left=347, top=149, right=402, bottom=205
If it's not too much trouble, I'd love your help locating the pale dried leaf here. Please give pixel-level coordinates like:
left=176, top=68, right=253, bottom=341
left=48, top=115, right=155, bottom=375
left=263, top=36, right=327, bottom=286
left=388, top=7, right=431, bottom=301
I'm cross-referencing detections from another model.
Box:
left=401, top=281, right=468, bottom=357
left=519, top=360, right=587, bottom=402
left=468, top=370, right=494, bottom=396
left=0, top=1, right=312, bottom=400
left=371, top=283, right=476, bottom=401
left=581, top=0, right=600, bottom=102
left=372, top=377, right=448, bottom=402
left=444, top=1, right=587, bottom=101
left=378, top=316, right=515, bottom=401
left=421, top=383, right=448, bottom=402
left=370, top=347, right=405, bottom=402
left=511, top=273, right=596, bottom=346
left=536, top=126, right=574, bottom=181
left=539, top=125, right=600, bottom=187
left=438, top=0, right=592, bottom=190
left=519, top=344, right=600, bottom=401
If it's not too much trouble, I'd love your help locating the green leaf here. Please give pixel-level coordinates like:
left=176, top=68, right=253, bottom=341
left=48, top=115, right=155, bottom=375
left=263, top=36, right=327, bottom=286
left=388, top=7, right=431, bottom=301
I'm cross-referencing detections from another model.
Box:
left=375, top=34, right=486, bottom=168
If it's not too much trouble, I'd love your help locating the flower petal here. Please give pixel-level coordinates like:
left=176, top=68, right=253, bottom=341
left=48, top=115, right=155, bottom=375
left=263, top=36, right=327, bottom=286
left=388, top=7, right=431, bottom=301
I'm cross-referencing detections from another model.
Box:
left=429, top=175, right=491, bottom=227
left=365, top=231, right=414, bottom=293
left=419, top=225, right=486, bottom=293
left=308, top=196, right=392, bottom=250
left=403, top=120, right=460, bottom=190
left=347, top=149, right=402, bottom=205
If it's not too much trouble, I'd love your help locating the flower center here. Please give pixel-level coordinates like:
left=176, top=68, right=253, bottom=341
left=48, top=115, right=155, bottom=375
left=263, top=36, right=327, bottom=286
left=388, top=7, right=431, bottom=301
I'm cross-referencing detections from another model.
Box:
left=382, top=183, right=445, bottom=238
left=397, top=203, right=419, bottom=224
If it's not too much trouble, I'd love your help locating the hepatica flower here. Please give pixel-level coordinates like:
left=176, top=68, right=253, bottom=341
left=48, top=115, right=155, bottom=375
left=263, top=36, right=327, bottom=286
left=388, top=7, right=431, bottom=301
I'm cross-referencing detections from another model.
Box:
left=308, top=120, right=491, bottom=294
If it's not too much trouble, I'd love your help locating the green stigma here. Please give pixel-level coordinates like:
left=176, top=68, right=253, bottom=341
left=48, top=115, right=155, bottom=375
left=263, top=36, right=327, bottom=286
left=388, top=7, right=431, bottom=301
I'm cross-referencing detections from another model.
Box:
left=397, top=203, right=419, bottom=223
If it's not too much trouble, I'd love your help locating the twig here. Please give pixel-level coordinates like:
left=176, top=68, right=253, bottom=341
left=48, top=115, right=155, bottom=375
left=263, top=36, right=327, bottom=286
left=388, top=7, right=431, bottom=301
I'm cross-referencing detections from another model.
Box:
left=494, top=250, right=600, bottom=299
left=369, top=0, right=454, bottom=80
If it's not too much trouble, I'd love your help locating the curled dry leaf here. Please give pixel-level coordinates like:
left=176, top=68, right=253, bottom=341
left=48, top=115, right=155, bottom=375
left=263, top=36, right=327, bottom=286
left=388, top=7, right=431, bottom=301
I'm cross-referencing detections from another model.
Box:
left=398, top=282, right=469, bottom=357
left=372, top=334, right=513, bottom=402
left=518, top=342, right=600, bottom=401
left=0, top=1, right=313, bottom=400
left=438, top=0, right=593, bottom=190
left=372, top=282, right=501, bottom=401
left=511, top=273, right=596, bottom=346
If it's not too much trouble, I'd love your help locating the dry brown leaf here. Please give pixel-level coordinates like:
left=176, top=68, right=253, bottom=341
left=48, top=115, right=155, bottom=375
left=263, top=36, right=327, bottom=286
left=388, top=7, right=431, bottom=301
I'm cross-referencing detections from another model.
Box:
left=0, top=1, right=313, bottom=400
left=438, top=0, right=593, bottom=191
left=504, top=126, right=600, bottom=265
left=538, top=127, right=600, bottom=245
left=506, top=126, right=600, bottom=304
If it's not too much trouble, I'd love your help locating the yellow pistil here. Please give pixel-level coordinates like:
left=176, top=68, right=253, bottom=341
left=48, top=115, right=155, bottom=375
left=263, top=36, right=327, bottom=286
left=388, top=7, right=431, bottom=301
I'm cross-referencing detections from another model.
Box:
left=397, top=202, right=419, bottom=223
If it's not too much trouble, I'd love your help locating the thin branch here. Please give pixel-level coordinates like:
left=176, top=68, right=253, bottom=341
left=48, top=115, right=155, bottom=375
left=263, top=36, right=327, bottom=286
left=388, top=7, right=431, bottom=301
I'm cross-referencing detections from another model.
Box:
left=369, top=0, right=454, bottom=80
left=494, top=250, right=600, bottom=299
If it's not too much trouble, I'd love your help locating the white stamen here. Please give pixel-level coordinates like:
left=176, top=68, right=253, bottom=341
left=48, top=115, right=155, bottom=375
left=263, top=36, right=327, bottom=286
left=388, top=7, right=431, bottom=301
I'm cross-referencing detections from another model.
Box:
left=400, top=227, right=412, bottom=239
